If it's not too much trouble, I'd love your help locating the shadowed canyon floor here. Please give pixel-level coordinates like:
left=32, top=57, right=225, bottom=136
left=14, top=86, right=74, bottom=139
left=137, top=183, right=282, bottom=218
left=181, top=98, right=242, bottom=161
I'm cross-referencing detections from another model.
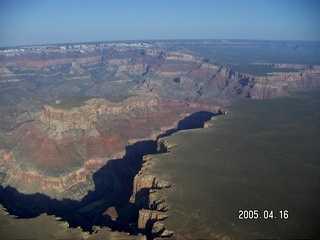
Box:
left=0, top=40, right=320, bottom=239
left=0, top=111, right=216, bottom=238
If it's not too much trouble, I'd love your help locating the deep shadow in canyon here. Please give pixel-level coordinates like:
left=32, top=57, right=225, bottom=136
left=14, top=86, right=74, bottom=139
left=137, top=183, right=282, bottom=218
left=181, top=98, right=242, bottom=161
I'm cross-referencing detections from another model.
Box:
left=158, top=111, right=217, bottom=138
left=0, top=111, right=217, bottom=235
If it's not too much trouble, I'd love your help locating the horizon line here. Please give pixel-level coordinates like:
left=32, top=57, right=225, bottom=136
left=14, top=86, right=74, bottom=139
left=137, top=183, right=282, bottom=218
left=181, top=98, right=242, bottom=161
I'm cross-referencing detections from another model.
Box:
left=1, top=38, right=320, bottom=49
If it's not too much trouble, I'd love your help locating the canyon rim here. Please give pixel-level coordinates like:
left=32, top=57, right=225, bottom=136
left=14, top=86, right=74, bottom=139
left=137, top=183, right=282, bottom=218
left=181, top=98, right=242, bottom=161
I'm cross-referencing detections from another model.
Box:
left=0, top=40, right=320, bottom=239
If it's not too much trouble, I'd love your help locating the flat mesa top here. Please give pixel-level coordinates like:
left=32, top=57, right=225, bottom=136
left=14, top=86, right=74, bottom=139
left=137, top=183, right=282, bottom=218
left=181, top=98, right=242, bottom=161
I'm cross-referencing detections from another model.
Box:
left=146, top=91, right=320, bottom=239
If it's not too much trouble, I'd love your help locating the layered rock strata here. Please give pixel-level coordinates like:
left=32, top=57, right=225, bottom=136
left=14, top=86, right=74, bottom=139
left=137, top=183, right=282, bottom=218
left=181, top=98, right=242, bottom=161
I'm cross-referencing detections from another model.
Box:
left=0, top=42, right=319, bottom=238
left=129, top=139, right=176, bottom=238
left=0, top=44, right=319, bottom=133
left=0, top=91, right=214, bottom=199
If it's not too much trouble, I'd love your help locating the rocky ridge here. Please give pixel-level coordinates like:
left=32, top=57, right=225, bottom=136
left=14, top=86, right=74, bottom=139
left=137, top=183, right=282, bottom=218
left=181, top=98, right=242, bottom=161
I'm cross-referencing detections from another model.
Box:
left=39, top=94, right=158, bottom=140
left=129, top=139, right=177, bottom=238
left=0, top=90, right=215, bottom=199
left=0, top=44, right=319, bottom=130
left=0, top=41, right=319, bottom=238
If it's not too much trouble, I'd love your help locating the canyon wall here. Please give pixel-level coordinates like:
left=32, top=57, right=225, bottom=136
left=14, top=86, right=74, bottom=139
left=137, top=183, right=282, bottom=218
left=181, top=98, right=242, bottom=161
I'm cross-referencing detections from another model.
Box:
left=0, top=41, right=319, bottom=238
left=0, top=44, right=319, bottom=199
left=0, top=90, right=213, bottom=199
left=129, top=139, right=175, bottom=238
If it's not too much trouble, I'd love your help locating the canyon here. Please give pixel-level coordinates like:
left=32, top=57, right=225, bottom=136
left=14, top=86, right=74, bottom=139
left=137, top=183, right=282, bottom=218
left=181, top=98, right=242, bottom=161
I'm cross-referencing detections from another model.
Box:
left=0, top=40, right=319, bottom=239
left=138, top=90, right=320, bottom=239
left=1, top=92, right=214, bottom=199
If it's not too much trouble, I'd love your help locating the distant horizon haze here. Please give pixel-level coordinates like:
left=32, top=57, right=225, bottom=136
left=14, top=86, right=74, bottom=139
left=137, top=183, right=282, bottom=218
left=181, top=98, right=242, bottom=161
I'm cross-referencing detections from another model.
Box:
left=1, top=38, right=320, bottom=50
left=0, top=0, right=320, bottom=47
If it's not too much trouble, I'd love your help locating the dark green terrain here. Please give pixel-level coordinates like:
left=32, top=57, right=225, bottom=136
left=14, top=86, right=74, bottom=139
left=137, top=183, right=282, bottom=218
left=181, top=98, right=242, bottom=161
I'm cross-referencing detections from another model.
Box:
left=0, top=40, right=319, bottom=239
left=147, top=90, right=320, bottom=239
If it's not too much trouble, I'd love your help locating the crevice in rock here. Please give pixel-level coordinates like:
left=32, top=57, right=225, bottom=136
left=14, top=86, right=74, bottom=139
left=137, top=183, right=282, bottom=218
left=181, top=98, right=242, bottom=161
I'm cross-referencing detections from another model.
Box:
left=0, top=110, right=218, bottom=238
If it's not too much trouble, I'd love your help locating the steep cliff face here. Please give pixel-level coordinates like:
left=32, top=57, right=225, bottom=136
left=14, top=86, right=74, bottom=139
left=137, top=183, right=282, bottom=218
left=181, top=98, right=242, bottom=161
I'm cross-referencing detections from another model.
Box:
left=251, top=70, right=320, bottom=98
left=1, top=44, right=319, bottom=199
left=0, top=41, right=319, bottom=238
left=1, top=55, right=103, bottom=69
left=39, top=94, right=158, bottom=140
left=0, top=90, right=212, bottom=199
left=129, top=141, right=174, bottom=238
left=1, top=44, right=318, bottom=113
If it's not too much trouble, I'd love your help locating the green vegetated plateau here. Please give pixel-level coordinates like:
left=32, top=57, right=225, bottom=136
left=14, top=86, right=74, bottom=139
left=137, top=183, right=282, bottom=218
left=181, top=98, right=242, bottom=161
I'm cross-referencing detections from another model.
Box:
left=0, top=40, right=320, bottom=239
left=146, top=90, right=320, bottom=239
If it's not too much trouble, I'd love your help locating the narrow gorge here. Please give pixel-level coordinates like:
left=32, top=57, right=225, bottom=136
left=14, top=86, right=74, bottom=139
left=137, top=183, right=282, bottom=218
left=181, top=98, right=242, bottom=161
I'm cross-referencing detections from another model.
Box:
left=0, top=108, right=217, bottom=239
left=0, top=40, right=319, bottom=239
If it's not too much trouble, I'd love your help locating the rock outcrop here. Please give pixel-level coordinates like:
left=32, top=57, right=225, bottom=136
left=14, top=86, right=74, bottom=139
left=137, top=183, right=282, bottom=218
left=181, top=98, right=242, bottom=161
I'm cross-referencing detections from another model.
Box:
left=0, top=42, right=319, bottom=132
left=251, top=70, right=320, bottom=98
left=0, top=90, right=213, bottom=199
left=39, top=94, right=158, bottom=140
left=0, top=40, right=319, bottom=238
left=130, top=144, right=174, bottom=238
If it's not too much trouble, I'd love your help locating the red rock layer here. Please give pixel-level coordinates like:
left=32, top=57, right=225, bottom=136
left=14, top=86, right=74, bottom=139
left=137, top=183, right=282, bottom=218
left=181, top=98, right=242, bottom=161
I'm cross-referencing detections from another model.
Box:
left=1, top=92, right=214, bottom=197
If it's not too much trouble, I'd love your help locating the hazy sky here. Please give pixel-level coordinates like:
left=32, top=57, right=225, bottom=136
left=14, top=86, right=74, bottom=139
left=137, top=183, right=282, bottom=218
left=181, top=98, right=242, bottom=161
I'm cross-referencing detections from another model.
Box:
left=0, top=0, right=319, bottom=47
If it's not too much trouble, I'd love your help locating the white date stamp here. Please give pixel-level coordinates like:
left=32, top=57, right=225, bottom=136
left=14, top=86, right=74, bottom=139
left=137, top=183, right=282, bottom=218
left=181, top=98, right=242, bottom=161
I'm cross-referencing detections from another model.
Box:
left=238, top=209, right=289, bottom=219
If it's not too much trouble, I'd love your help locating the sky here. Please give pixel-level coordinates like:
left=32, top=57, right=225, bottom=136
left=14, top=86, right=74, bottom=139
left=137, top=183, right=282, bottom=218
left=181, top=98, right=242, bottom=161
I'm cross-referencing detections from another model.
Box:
left=0, top=0, right=320, bottom=47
